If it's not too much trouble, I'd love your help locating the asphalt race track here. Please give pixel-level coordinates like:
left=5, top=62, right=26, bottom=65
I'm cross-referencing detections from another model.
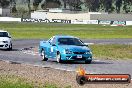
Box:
left=0, top=39, right=132, bottom=76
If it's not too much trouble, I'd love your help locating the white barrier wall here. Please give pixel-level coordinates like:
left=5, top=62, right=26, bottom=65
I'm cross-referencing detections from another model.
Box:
left=0, top=17, right=132, bottom=25
left=31, top=12, right=90, bottom=20
left=126, top=21, right=132, bottom=25
left=0, top=17, right=21, bottom=22
left=47, top=13, right=90, bottom=20
left=0, top=8, right=2, bottom=15
left=71, top=20, right=98, bottom=24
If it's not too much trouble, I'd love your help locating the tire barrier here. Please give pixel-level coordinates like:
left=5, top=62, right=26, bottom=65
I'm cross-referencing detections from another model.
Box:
left=111, top=21, right=126, bottom=25
left=71, top=20, right=98, bottom=24
left=99, top=20, right=126, bottom=25
left=51, top=19, right=71, bottom=23
left=22, top=18, right=71, bottom=23
left=22, top=19, right=50, bottom=23
left=22, top=19, right=127, bottom=25
left=3, top=17, right=127, bottom=25
left=99, top=20, right=111, bottom=25
left=0, top=17, right=130, bottom=25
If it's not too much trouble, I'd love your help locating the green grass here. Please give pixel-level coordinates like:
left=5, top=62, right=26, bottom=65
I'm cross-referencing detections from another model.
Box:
left=90, top=44, right=132, bottom=60
left=0, top=75, right=70, bottom=88
left=0, top=75, right=59, bottom=88
left=0, top=22, right=132, bottom=39
left=0, top=75, right=33, bottom=88
left=0, top=22, right=132, bottom=59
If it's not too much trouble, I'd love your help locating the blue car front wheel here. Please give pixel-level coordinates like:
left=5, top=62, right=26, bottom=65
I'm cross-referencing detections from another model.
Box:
left=56, top=52, right=63, bottom=63
left=85, top=60, right=92, bottom=64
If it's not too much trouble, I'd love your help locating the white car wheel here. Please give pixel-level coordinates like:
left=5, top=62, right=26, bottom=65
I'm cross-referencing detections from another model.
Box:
left=7, top=43, right=12, bottom=50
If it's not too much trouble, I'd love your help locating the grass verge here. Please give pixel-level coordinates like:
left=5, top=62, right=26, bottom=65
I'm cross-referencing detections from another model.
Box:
left=90, top=44, right=132, bottom=60
left=0, top=22, right=131, bottom=59
left=0, top=75, right=32, bottom=88
left=0, top=75, right=59, bottom=88
left=0, top=22, right=132, bottom=39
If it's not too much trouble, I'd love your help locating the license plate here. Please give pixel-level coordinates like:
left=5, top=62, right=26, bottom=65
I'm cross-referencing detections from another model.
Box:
left=77, top=55, right=82, bottom=58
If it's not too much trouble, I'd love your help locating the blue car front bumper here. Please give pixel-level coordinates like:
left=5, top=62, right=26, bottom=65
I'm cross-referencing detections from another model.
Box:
left=61, top=53, right=92, bottom=61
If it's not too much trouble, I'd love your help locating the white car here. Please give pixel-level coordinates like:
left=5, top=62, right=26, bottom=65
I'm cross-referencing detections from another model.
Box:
left=0, top=30, right=12, bottom=50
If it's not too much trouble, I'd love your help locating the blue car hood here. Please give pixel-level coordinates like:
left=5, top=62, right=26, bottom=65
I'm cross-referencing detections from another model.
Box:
left=58, top=45, right=90, bottom=52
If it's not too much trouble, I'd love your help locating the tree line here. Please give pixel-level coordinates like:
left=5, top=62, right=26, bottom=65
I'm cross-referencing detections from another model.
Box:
left=0, top=0, right=132, bottom=13
left=63, top=0, right=132, bottom=13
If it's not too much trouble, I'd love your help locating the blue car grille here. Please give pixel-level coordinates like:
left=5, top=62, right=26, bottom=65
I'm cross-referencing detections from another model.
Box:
left=73, top=52, right=85, bottom=54
left=71, top=56, right=86, bottom=60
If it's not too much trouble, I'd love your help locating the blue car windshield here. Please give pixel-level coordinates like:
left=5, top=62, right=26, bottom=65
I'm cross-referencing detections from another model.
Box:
left=58, top=38, right=85, bottom=46
left=0, top=32, right=9, bottom=37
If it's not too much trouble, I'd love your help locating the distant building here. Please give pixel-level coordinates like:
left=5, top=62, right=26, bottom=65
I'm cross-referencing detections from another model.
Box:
left=31, top=9, right=92, bottom=20
left=31, top=10, right=132, bottom=21
left=0, top=8, right=11, bottom=17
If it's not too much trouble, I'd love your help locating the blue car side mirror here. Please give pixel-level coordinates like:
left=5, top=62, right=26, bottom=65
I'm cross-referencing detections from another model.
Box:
left=52, top=44, right=56, bottom=46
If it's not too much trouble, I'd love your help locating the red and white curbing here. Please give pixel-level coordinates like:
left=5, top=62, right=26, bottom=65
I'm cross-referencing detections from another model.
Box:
left=84, top=43, right=94, bottom=45
left=111, top=24, right=125, bottom=26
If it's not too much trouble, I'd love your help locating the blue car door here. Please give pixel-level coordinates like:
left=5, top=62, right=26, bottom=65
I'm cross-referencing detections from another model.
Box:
left=50, top=45, right=57, bottom=59
left=48, top=37, right=57, bottom=59
left=46, top=42, right=52, bottom=58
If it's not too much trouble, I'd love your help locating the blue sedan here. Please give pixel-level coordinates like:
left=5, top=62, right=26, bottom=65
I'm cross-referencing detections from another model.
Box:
left=39, top=35, right=92, bottom=64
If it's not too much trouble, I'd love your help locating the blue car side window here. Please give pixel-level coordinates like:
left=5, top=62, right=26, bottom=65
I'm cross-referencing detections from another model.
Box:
left=50, top=37, right=56, bottom=45
left=58, top=38, right=85, bottom=46
left=58, top=38, right=67, bottom=45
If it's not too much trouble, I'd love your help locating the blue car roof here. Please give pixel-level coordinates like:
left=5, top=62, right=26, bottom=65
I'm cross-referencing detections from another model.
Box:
left=55, top=35, right=77, bottom=39
left=55, top=35, right=77, bottom=38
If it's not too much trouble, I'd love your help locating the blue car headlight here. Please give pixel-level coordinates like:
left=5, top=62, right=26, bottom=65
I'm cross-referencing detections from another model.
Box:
left=65, top=49, right=73, bottom=54
left=85, top=51, right=92, bottom=54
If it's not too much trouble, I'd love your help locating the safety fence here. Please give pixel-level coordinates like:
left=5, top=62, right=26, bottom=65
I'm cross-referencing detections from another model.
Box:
left=0, top=17, right=132, bottom=25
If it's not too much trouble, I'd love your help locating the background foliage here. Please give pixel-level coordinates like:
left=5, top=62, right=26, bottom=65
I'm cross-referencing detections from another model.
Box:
left=0, top=0, right=132, bottom=14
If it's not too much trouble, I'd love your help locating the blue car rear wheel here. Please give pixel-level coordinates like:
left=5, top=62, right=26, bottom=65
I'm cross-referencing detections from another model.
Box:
left=41, top=49, right=48, bottom=61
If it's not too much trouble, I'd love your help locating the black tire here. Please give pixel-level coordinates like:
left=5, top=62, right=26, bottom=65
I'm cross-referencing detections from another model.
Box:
left=85, top=60, right=92, bottom=64
left=41, top=49, right=48, bottom=61
left=56, top=52, right=62, bottom=63
left=7, top=43, right=12, bottom=51
left=76, top=75, right=86, bottom=85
